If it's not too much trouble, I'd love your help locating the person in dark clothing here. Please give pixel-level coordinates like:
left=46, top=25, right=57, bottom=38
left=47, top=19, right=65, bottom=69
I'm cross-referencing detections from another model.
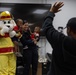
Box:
left=42, top=2, right=76, bottom=75
left=20, top=22, right=38, bottom=75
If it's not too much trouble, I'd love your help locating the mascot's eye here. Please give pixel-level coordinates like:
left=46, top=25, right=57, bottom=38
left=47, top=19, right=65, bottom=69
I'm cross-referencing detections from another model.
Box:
left=8, top=21, right=10, bottom=24
left=3, top=21, right=6, bottom=24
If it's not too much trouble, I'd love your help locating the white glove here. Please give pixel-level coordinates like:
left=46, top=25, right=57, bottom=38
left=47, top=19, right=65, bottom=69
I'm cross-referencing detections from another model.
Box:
left=9, top=31, right=16, bottom=37
left=0, top=26, right=9, bottom=35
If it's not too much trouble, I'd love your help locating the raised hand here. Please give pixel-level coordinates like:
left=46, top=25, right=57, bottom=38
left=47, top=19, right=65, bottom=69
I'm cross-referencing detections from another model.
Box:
left=50, top=2, right=64, bottom=13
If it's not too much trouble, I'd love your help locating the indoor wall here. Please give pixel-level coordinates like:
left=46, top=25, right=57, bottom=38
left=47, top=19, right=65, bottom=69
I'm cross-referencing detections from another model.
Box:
left=0, top=0, right=76, bottom=54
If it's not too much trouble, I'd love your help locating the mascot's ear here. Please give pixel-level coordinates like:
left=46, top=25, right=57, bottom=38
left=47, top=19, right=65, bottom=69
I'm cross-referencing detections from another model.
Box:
left=11, top=14, right=16, bottom=26
left=12, top=15, right=14, bottom=19
left=11, top=20, right=16, bottom=26
left=0, top=21, right=4, bottom=29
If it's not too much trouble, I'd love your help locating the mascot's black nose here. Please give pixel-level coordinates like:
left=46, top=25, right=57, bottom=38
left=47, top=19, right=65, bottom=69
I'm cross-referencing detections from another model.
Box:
left=7, top=26, right=10, bottom=28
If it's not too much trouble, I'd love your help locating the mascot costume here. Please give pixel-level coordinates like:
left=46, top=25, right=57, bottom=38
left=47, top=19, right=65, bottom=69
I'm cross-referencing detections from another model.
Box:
left=0, top=11, right=17, bottom=75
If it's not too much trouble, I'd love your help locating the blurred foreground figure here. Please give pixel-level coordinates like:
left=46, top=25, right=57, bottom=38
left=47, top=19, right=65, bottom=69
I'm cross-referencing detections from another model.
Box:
left=42, top=2, right=76, bottom=75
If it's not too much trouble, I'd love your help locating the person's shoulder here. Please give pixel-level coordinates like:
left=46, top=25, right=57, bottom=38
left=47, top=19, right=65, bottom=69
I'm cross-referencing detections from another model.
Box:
left=64, top=36, right=76, bottom=42
left=63, top=36, right=76, bottom=49
left=63, top=36, right=76, bottom=57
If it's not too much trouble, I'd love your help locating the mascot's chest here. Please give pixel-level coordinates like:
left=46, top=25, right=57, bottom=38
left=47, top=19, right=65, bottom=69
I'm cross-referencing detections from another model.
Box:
left=0, top=33, right=14, bottom=48
left=0, top=11, right=17, bottom=53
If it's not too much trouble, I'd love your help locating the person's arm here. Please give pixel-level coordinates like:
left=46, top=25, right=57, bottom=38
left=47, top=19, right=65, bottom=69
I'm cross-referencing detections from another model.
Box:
left=11, top=36, right=19, bottom=52
left=42, top=2, right=65, bottom=45
left=20, top=34, right=35, bottom=46
left=35, top=36, right=40, bottom=42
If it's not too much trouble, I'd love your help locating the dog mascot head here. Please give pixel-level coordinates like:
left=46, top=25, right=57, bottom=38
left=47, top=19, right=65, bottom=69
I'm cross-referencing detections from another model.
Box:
left=0, top=11, right=16, bottom=37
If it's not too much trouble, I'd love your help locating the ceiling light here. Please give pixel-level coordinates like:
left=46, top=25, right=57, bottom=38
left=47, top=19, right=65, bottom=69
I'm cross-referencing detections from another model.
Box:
left=33, top=9, right=48, bottom=14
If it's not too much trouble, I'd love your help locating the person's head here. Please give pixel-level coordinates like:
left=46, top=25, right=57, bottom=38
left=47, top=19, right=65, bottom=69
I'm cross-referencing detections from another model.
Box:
left=16, top=19, right=23, bottom=28
left=66, top=17, right=76, bottom=37
left=22, top=22, right=29, bottom=31
left=34, top=26, right=40, bottom=33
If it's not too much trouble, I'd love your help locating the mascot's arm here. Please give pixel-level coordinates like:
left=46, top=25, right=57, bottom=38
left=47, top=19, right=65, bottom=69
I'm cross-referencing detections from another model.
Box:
left=9, top=30, right=16, bottom=38
left=0, top=26, right=9, bottom=36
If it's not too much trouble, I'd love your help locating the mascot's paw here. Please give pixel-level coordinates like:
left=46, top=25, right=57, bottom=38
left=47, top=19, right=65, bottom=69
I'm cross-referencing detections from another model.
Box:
left=9, top=31, right=16, bottom=37
left=0, top=26, right=9, bottom=36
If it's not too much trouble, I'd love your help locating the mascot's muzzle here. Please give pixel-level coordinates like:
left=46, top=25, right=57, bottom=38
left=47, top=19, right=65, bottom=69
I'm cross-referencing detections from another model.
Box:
left=7, top=25, right=10, bottom=28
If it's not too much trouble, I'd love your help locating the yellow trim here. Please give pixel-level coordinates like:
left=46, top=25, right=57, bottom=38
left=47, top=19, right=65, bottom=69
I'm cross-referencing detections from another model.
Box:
left=0, top=18, right=12, bottom=20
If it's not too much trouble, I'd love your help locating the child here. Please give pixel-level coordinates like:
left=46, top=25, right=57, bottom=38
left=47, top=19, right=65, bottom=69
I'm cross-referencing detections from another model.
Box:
left=31, top=26, right=40, bottom=44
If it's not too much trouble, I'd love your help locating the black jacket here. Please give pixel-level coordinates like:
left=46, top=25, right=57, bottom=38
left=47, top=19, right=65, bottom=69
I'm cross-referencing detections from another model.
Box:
left=20, top=31, right=36, bottom=49
left=42, top=12, right=76, bottom=75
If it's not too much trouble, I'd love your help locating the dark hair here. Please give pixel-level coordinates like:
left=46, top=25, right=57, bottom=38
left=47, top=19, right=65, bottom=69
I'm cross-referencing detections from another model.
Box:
left=66, top=17, right=76, bottom=33
left=16, top=19, right=23, bottom=23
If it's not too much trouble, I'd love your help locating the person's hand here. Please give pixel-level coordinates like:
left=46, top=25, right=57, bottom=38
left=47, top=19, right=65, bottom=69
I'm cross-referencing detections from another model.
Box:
left=33, top=38, right=37, bottom=44
left=50, top=2, right=64, bottom=13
